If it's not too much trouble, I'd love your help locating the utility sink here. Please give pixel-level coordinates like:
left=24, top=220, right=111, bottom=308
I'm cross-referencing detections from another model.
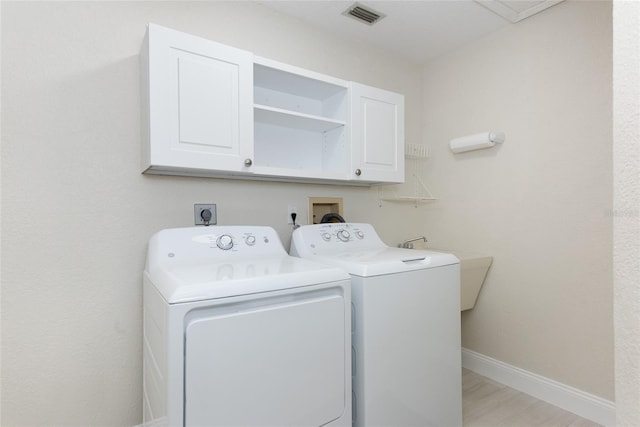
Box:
left=443, top=250, right=493, bottom=311
left=408, top=244, right=492, bottom=311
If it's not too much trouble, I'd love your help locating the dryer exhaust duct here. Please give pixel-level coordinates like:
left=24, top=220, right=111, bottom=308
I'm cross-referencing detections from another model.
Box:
left=342, top=2, right=386, bottom=25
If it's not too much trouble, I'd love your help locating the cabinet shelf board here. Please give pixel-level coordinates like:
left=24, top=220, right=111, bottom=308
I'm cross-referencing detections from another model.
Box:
left=378, top=195, right=438, bottom=208
left=251, top=165, right=348, bottom=180
left=254, top=104, right=345, bottom=132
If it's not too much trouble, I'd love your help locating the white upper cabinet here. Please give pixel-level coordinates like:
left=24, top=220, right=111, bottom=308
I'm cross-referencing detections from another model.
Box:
left=350, top=82, right=405, bottom=184
left=141, top=24, right=404, bottom=185
left=141, top=24, right=254, bottom=174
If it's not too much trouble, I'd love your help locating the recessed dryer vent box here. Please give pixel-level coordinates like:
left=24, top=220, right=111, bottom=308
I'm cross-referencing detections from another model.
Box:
left=309, top=197, right=344, bottom=224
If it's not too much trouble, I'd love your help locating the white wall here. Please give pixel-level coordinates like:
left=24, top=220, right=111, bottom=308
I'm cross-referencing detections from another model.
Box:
left=613, top=1, right=640, bottom=425
left=0, top=2, right=423, bottom=425
left=2, top=0, right=623, bottom=424
left=420, top=0, right=613, bottom=400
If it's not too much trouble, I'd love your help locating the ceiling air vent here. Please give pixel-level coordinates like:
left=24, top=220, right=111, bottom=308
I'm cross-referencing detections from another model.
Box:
left=342, top=2, right=386, bottom=26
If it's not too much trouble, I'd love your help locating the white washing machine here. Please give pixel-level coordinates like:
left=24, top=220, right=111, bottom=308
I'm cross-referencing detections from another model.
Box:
left=143, top=226, right=352, bottom=427
left=290, top=223, right=462, bottom=427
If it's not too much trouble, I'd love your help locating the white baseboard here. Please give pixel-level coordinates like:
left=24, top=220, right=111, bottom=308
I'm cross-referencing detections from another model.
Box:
left=462, top=348, right=616, bottom=426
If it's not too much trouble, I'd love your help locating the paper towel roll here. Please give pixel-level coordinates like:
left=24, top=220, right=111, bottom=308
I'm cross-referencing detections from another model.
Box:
left=449, top=132, right=505, bottom=154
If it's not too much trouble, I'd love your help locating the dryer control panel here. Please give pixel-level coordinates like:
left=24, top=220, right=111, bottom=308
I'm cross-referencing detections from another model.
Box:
left=146, top=226, right=287, bottom=273
left=199, top=230, right=268, bottom=251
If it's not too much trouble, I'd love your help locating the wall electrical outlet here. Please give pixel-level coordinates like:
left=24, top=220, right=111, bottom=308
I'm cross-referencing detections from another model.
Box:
left=195, top=204, right=217, bottom=226
left=287, top=205, right=298, bottom=224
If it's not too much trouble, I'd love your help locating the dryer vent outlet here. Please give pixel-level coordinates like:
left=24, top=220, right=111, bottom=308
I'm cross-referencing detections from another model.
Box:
left=309, top=197, right=344, bottom=225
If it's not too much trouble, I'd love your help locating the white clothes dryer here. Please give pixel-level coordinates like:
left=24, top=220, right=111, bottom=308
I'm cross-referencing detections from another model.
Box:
left=143, top=226, right=351, bottom=427
left=290, top=223, right=462, bottom=427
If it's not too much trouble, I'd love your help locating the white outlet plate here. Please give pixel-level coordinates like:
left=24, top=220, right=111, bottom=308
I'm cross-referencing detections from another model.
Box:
left=195, top=204, right=217, bottom=225
left=287, top=205, right=298, bottom=224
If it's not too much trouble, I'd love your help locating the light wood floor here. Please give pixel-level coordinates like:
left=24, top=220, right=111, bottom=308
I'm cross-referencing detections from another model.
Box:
left=462, top=369, right=602, bottom=427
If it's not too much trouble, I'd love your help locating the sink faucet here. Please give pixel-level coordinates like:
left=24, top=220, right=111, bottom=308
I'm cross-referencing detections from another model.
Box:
left=399, top=236, right=427, bottom=249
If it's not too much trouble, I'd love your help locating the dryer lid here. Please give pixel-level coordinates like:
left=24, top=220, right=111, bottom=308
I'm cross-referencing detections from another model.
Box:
left=146, top=255, right=349, bottom=303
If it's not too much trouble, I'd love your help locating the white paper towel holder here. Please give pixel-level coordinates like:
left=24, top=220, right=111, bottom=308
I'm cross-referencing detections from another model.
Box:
left=449, top=131, right=505, bottom=154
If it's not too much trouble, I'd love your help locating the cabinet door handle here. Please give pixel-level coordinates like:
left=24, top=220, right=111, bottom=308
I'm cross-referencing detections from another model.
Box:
left=355, top=169, right=362, bottom=176
left=244, top=158, right=253, bottom=167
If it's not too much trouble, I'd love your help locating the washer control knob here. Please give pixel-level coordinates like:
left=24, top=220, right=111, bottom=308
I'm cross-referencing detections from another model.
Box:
left=337, top=230, right=351, bottom=242
left=245, top=235, right=256, bottom=246
left=355, top=231, right=365, bottom=239
left=216, top=234, right=233, bottom=250
left=321, top=233, right=332, bottom=241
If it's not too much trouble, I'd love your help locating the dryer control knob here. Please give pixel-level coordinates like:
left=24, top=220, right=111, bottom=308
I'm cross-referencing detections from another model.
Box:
left=337, top=230, right=351, bottom=242
left=245, top=235, right=256, bottom=246
left=216, top=234, right=234, bottom=250
left=356, top=231, right=365, bottom=239
left=321, top=233, right=332, bottom=241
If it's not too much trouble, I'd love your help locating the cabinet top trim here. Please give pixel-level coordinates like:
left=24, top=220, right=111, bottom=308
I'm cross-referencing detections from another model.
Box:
left=254, top=55, right=348, bottom=89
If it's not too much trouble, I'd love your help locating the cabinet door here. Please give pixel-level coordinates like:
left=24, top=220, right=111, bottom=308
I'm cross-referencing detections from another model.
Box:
left=350, top=82, right=405, bottom=183
left=143, top=24, right=253, bottom=173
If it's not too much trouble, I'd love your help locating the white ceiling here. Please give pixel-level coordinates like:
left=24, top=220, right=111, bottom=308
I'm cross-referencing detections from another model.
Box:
left=254, top=0, right=563, bottom=64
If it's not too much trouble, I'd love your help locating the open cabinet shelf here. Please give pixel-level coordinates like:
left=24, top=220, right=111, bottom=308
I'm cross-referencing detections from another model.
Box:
left=253, top=58, right=349, bottom=179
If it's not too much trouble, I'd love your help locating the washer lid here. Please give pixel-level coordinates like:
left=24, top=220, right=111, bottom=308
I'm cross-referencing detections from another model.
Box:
left=290, top=223, right=459, bottom=276
left=146, top=255, right=349, bottom=304
left=298, top=247, right=459, bottom=277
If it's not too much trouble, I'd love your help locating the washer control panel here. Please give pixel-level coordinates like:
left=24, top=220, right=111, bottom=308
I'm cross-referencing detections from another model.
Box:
left=313, top=224, right=368, bottom=244
left=291, top=223, right=386, bottom=255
